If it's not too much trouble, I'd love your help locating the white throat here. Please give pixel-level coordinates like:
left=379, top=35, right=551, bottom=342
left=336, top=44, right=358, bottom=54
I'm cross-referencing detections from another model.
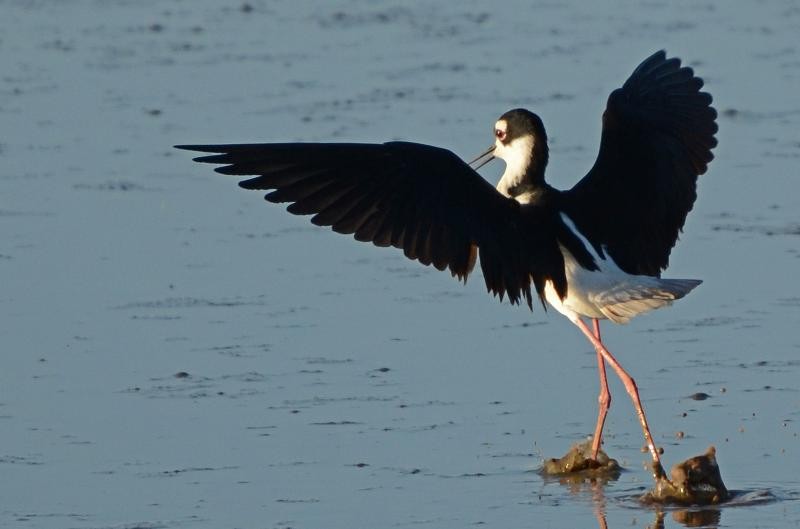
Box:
left=494, top=134, right=534, bottom=198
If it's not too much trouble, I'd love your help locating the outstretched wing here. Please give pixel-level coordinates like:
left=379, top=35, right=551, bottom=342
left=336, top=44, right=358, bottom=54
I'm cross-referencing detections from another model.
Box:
left=563, top=50, right=718, bottom=276
left=176, top=141, right=569, bottom=308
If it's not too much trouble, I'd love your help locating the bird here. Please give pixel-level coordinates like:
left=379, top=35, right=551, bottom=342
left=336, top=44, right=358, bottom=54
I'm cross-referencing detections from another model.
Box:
left=176, top=50, right=717, bottom=480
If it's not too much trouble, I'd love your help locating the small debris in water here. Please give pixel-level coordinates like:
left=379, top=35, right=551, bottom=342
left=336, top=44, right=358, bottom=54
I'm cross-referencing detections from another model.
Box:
left=642, top=446, right=729, bottom=505
left=675, top=431, right=685, bottom=439
left=174, top=371, right=190, bottom=378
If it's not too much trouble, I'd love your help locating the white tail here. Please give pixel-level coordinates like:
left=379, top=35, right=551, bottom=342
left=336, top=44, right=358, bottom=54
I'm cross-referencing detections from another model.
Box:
left=596, top=279, right=702, bottom=324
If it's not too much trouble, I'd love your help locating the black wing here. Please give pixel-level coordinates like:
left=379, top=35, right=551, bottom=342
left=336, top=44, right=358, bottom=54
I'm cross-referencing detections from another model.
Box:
left=563, top=50, right=718, bottom=276
left=176, top=141, right=570, bottom=308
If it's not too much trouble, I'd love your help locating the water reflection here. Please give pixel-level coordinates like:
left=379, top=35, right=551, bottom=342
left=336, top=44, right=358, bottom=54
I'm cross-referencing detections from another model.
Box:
left=543, top=473, right=724, bottom=529
left=652, top=508, right=721, bottom=528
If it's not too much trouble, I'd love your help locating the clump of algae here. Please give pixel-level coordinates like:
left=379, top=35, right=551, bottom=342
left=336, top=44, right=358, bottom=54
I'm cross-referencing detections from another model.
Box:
left=542, top=441, right=729, bottom=506
left=541, top=439, right=621, bottom=479
left=643, top=446, right=729, bottom=505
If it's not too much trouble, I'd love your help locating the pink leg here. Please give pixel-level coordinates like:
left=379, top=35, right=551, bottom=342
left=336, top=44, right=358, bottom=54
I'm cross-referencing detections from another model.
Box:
left=570, top=316, right=666, bottom=477
left=590, top=318, right=611, bottom=460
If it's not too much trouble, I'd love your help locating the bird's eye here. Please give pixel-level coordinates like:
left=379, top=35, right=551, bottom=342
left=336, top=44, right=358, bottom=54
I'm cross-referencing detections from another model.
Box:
left=495, top=129, right=506, bottom=141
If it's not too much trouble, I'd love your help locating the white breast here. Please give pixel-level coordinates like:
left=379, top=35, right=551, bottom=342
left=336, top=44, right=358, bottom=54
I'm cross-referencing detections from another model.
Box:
left=494, top=135, right=534, bottom=198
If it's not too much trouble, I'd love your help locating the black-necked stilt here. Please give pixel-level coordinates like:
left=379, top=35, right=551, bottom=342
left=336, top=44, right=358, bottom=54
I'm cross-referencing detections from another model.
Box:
left=177, top=50, right=717, bottom=479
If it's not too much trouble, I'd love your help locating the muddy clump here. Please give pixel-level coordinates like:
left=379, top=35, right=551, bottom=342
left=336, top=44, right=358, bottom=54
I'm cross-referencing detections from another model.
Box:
left=540, top=439, right=621, bottom=480
left=643, top=446, right=729, bottom=505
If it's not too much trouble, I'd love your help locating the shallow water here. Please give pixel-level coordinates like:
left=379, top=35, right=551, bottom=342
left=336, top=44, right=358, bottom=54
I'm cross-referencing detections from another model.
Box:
left=2, top=1, right=799, bottom=528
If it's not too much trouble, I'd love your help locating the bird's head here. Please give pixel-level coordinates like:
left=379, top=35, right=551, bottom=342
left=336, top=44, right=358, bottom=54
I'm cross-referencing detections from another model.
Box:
left=470, top=108, right=549, bottom=198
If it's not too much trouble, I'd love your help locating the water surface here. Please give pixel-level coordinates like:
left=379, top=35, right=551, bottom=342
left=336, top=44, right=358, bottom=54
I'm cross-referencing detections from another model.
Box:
left=2, top=1, right=799, bottom=528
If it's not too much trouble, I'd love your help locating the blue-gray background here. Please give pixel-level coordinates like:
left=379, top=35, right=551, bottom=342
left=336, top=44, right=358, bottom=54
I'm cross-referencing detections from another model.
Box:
left=1, top=1, right=798, bottom=528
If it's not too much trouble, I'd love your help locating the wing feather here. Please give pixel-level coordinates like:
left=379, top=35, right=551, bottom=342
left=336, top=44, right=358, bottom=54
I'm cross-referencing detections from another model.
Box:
left=564, top=51, right=718, bottom=276
left=176, top=141, right=567, bottom=308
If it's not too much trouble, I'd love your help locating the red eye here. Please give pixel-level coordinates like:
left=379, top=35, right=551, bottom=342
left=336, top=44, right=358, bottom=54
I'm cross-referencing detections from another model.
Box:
left=495, top=129, right=506, bottom=141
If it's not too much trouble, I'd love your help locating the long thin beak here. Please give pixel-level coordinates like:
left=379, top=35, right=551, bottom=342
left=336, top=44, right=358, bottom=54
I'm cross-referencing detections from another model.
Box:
left=468, top=145, right=496, bottom=171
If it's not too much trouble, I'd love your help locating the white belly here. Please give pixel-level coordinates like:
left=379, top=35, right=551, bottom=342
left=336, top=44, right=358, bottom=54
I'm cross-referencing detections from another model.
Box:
left=545, top=214, right=702, bottom=324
